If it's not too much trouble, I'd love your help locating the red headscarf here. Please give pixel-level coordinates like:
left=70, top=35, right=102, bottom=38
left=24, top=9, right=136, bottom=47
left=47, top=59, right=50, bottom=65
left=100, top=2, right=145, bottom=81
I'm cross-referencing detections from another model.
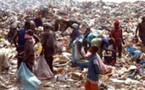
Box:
left=114, top=20, right=120, bottom=30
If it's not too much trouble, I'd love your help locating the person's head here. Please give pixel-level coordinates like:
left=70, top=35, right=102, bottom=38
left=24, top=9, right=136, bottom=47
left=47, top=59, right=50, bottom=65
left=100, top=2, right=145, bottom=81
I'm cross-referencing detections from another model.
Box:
left=114, top=20, right=120, bottom=30
left=85, top=46, right=98, bottom=58
left=43, top=23, right=53, bottom=32
left=132, top=36, right=138, bottom=44
left=89, top=46, right=98, bottom=54
left=72, top=23, right=79, bottom=30
left=24, top=20, right=31, bottom=30
left=30, top=20, right=36, bottom=30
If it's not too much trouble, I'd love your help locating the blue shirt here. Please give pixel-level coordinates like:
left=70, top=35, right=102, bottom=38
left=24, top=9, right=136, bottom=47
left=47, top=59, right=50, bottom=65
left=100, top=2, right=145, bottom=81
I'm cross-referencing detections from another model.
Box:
left=102, top=38, right=110, bottom=50
left=17, top=29, right=27, bottom=48
left=70, top=29, right=81, bottom=43
left=87, top=54, right=101, bottom=81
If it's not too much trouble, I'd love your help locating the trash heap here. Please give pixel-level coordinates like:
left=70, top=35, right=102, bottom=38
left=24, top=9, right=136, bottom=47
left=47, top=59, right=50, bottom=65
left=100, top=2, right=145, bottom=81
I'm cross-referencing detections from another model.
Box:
left=0, top=0, right=145, bottom=90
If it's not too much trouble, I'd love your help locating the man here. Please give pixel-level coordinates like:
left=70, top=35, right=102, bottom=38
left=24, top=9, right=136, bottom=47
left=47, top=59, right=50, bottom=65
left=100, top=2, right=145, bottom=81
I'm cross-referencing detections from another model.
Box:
left=136, top=16, right=145, bottom=45
left=13, top=21, right=31, bottom=69
left=110, top=20, right=124, bottom=58
left=41, top=23, right=56, bottom=72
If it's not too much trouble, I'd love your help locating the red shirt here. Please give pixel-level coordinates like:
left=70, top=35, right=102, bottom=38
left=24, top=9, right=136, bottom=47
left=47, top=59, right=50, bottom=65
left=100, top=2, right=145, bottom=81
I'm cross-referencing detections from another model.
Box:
left=111, top=29, right=122, bottom=42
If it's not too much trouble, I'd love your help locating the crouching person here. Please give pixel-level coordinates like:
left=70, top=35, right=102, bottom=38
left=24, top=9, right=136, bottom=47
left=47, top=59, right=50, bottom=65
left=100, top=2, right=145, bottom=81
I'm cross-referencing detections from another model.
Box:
left=85, top=46, right=112, bottom=90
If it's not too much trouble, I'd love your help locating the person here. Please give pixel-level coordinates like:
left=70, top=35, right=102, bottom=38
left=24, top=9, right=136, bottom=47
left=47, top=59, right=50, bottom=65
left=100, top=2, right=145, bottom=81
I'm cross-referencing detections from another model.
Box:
left=83, top=27, right=91, bottom=53
left=24, top=30, right=36, bottom=72
left=84, top=46, right=112, bottom=90
left=101, top=38, right=116, bottom=65
left=7, top=25, right=17, bottom=45
left=71, top=34, right=84, bottom=67
left=69, top=23, right=81, bottom=47
left=13, top=21, right=31, bottom=69
left=40, top=23, right=56, bottom=72
left=54, top=19, right=80, bottom=33
left=110, top=20, right=124, bottom=58
left=34, top=13, right=43, bottom=28
left=136, top=16, right=145, bottom=45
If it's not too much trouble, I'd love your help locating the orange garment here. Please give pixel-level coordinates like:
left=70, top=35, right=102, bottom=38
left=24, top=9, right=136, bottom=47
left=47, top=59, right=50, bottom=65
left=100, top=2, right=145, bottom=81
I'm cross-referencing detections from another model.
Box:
left=85, top=80, right=99, bottom=90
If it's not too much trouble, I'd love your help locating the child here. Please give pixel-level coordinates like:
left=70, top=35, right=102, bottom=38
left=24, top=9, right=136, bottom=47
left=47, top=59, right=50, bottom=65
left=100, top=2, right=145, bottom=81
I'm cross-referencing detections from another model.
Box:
left=85, top=46, right=112, bottom=90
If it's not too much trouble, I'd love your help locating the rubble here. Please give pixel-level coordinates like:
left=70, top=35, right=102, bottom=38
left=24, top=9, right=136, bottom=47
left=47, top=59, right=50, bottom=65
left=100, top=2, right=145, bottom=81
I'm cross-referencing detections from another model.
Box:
left=70, top=72, right=83, bottom=80
left=0, top=0, right=145, bottom=90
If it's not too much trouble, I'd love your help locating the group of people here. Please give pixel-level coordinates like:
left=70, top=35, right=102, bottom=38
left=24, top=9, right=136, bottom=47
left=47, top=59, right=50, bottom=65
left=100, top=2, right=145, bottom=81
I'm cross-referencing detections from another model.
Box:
left=69, top=20, right=123, bottom=90
left=6, top=8, right=145, bottom=90
left=69, top=17, right=145, bottom=90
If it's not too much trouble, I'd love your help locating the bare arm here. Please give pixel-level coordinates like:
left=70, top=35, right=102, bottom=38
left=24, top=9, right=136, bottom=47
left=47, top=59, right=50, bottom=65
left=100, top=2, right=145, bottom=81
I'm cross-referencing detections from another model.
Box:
left=13, top=31, right=18, bottom=47
left=135, top=24, right=139, bottom=36
left=33, top=34, right=40, bottom=44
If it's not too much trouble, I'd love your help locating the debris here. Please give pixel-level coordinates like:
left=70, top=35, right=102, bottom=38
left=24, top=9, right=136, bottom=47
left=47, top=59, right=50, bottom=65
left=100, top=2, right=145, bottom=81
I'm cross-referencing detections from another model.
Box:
left=71, top=72, right=83, bottom=80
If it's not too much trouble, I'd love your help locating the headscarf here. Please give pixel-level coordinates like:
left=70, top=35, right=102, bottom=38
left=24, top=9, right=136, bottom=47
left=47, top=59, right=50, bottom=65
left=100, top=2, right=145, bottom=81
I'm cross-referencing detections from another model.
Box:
left=114, top=20, right=120, bottom=30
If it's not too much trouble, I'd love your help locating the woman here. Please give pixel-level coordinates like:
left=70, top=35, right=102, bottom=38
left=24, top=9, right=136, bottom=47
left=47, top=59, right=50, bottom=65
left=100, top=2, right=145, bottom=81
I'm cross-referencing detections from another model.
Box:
left=24, top=30, right=36, bottom=72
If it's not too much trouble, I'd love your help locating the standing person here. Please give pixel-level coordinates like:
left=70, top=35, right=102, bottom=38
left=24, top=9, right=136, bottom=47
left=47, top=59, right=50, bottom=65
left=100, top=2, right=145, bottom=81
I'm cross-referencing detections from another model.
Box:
left=41, top=23, right=56, bottom=72
left=69, top=23, right=81, bottom=47
left=85, top=46, right=112, bottom=90
left=34, top=13, right=43, bottom=28
left=136, top=16, right=145, bottom=45
left=110, top=20, right=124, bottom=58
left=13, top=21, right=31, bottom=69
left=24, top=30, right=36, bottom=72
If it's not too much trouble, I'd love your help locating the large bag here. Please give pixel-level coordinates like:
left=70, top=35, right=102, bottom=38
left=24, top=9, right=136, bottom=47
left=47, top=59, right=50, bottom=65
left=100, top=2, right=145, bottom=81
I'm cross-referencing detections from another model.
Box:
left=95, top=54, right=111, bottom=75
left=17, top=62, right=41, bottom=90
left=35, top=56, right=54, bottom=80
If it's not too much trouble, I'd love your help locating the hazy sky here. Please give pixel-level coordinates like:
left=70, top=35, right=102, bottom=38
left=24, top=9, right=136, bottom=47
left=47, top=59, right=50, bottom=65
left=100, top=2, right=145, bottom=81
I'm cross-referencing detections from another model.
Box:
left=77, top=0, right=144, bottom=3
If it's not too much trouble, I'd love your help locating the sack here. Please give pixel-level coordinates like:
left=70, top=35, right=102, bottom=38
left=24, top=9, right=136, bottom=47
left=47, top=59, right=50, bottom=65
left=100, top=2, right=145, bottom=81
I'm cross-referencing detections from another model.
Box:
left=17, top=62, right=41, bottom=90
left=95, top=54, right=111, bottom=75
left=35, top=56, right=54, bottom=80
left=34, top=43, right=42, bottom=56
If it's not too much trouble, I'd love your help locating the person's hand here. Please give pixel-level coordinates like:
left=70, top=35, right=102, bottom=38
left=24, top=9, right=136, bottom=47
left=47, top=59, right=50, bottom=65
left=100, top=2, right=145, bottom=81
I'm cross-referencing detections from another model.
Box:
left=105, top=66, right=114, bottom=74
left=107, top=67, right=112, bottom=74
left=84, top=51, right=92, bottom=58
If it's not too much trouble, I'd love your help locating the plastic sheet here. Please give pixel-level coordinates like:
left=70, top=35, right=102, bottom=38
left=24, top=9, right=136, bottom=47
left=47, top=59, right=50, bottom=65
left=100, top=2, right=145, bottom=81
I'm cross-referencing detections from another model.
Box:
left=17, top=62, right=41, bottom=90
left=35, top=56, right=54, bottom=80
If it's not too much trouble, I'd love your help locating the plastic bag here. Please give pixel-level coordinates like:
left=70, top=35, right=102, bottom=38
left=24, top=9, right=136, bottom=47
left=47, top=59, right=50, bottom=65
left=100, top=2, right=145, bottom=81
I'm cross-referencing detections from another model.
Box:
left=17, top=62, right=41, bottom=90
left=34, top=43, right=42, bottom=56
left=35, top=56, right=54, bottom=80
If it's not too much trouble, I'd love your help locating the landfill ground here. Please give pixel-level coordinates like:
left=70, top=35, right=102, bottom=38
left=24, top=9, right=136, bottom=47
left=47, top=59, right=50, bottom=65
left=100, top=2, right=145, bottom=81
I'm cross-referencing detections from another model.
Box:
left=0, top=0, right=145, bottom=90
left=0, top=54, right=145, bottom=90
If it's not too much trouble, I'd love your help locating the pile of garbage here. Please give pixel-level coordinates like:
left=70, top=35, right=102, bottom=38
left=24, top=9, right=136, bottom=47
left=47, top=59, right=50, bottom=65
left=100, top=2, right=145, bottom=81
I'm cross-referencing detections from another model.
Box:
left=0, top=0, right=145, bottom=90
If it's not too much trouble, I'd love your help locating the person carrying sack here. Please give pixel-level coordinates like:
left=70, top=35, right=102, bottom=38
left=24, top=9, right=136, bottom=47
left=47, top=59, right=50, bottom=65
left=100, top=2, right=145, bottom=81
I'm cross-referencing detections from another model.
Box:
left=84, top=46, right=112, bottom=90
